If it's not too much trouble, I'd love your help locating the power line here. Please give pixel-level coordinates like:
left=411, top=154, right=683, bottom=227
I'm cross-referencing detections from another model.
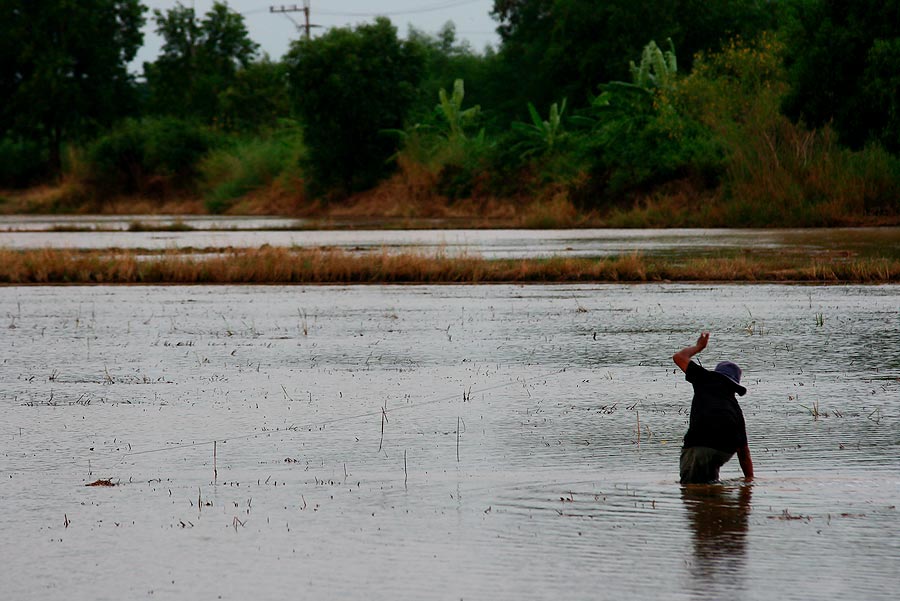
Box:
left=269, top=2, right=320, bottom=39
left=316, top=0, right=486, bottom=18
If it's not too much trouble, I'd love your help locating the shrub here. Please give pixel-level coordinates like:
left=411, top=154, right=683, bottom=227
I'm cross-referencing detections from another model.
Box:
left=85, top=117, right=219, bottom=197
left=391, top=78, right=498, bottom=201
left=781, top=0, right=900, bottom=152
left=570, top=40, right=725, bottom=208
left=285, top=17, right=423, bottom=198
left=0, top=138, right=49, bottom=188
left=200, top=125, right=306, bottom=213
left=676, top=33, right=900, bottom=225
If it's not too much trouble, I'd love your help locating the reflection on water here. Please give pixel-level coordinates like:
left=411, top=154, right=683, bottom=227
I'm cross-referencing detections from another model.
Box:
left=0, top=223, right=899, bottom=258
left=0, top=214, right=302, bottom=231
left=0, top=283, right=897, bottom=601
left=682, top=483, right=752, bottom=598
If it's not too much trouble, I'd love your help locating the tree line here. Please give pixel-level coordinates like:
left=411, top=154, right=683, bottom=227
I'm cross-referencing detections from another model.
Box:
left=1, top=0, right=898, bottom=224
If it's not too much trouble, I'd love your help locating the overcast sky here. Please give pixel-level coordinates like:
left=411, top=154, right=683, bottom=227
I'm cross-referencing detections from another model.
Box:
left=134, top=0, right=501, bottom=70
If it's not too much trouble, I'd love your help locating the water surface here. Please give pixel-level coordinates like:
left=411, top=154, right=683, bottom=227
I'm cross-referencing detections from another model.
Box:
left=0, top=214, right=301, bottom=231
left=1, top=222, right=898, bottom=258
left=1, top=284, right=898, bottom=600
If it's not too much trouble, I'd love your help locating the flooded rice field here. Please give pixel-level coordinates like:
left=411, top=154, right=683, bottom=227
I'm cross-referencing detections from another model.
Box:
left=0, top=214, right=302, bottom=232
left=0, top=219, right=899, bottom=259
left=1, top=283, right=898, bottom=600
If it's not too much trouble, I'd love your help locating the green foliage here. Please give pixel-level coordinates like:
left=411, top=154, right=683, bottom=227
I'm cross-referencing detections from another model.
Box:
left=143, top=1, right=259, bottom=124
left=285, top=17, right=424, bottom=198
left=842, top=144, right=900, bottom=215
left=0, top=0, right=146, bottom=172
left=2, top=0, right=898, bottom=226
left=406, top=23, right=501, bottom=129
left=0, top=138, right=49, bottom=188
left=390, top=77, right=496, bottom=200
left=85, top=117, right=219, bottom=196
left=630, top=40, right=677, bottom=90
left=490, top=0, right=776, bottom=118
left=432, top=130, right=496, bottom=200
left=511, top=99, right=568, bottom=157
left=644, top=33, right=900, bottom=227
left=437, top=79, right=483, bottom=144
left=567, top=41, right=723, bottom=204
left=217, top=59, right=291, bottom=133
left=782, top=0, right=900, bottom=152
left=200, top=125, right=306, bottom=213
left=861, top=39, right=900, bottom=152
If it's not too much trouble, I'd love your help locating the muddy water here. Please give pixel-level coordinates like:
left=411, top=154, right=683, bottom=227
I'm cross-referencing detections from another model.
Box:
left=1, top=284, right=897, bottom=600
left=1, top=224, right=899, bottom=258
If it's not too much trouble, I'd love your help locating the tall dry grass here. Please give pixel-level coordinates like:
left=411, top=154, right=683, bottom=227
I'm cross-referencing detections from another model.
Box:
left=1, top=248, right=898, bottom=285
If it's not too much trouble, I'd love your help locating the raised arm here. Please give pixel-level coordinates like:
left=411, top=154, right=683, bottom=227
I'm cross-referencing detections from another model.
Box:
left=673, top=332, right=709, bottom=373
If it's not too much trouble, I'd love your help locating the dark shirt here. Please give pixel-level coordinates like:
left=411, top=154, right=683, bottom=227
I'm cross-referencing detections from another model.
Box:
left=683, top=361, right=748, bottom=453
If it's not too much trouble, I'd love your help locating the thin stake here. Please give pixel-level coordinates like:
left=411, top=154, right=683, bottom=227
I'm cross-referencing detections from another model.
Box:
left=214, top=440, right=218, bottom=482
left=378, top=400, right=388, bottom=452
left=636, top=410, right=641, bottom=446
left=404, top=450, right=408, bottom=488
left=456, top=416, right=461, bottom=462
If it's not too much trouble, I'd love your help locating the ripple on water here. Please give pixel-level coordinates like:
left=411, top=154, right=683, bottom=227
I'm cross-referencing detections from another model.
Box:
left=0, top=283, right=898, bottom=601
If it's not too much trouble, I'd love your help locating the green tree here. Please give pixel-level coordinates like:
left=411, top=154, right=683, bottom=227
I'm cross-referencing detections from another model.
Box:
left=490, top=0, right=776, bottom=117
left=862, top=39, right=900, bottom=152
left=782, top=0, right=900, bottom=152
left=406, top=22, right=498, bottom=128
left=143, top=1, right=258, bottom=124
left=218, top=58, right=292, bottom=132
left=570, top=40, right=722, bottom=203
left=0, top=0, right=146, bottom=173
left=285, top=17, right=424, bottom=197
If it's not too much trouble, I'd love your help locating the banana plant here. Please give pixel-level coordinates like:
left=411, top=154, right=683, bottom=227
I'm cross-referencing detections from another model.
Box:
left=512, top=98, right=568, bottom=157
left=570, top=39, right=677, bottom=132
left=629, top=39, right=677, bottom=91
left=437, top=79, right=482, bottom=143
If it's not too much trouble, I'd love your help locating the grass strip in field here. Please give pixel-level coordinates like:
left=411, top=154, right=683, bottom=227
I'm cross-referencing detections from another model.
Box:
left=1, top=248, right=899, bottom=284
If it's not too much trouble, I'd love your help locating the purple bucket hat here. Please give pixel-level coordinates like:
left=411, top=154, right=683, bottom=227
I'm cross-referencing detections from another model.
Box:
left=714, top=361, right=747, bottom=396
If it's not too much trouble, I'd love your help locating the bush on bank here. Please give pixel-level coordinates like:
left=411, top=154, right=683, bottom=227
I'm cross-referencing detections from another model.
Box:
left=0, top=138, right=50, bottom=188
left=4, top=5, right=900, bottom=226
left=84, top=117, right=220, bottom=198
left=199, top=124, right=306, bottom=213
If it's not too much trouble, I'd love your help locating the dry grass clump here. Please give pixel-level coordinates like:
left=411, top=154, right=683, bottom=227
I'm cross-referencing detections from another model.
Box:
left=1, top=248, right=899, bottom=285
left=519, top=192, right=583, bottom=229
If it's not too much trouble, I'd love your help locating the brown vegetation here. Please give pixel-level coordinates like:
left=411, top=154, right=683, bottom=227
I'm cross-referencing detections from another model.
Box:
left=1, top=248, right=898, bottom=285
left=0, top=183, right=207, bottom=215
left=6, top=173, right=898, bottom=229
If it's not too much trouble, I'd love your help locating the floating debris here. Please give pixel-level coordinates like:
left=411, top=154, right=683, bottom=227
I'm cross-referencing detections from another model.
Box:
left=85, top=478, right=116, bottom=487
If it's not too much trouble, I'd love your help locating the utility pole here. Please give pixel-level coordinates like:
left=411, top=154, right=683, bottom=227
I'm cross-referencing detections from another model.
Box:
left=269, top=2, right=318, bottom=40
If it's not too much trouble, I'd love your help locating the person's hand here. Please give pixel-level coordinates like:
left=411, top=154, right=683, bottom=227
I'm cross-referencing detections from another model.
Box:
left=696, top=332, right=709, bottom=351
left=673, top=331, right=710, bottom=372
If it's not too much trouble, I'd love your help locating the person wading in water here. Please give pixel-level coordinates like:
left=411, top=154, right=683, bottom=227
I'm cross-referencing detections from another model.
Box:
left=673, top=332, right=754, bottom=484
